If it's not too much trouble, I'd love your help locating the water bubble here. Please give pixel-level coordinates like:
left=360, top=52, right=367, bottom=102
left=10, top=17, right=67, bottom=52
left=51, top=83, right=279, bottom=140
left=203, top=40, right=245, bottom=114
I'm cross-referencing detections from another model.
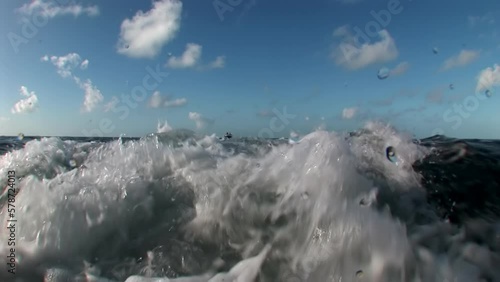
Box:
left=386, top=146, right=397, bottom=163
left=377, top=67, right=390, bottom=80
left=69, top=160, right=77, bottom=167
left=17, top=133, right=24, bottom=141
left=356, top=270, right=364, bottom=278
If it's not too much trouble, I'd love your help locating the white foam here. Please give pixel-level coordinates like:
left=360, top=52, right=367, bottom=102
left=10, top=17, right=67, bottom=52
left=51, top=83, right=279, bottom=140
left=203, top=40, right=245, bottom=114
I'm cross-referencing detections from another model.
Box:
left=0, top=123, right=497, bottom=281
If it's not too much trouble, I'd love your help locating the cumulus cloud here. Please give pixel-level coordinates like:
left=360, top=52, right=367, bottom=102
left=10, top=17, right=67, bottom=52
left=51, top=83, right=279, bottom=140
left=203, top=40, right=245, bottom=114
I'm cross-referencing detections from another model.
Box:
left=12, top=86, right=39, bottom=114
left=331, top=26, right=398, bottom=70
left=117, top=0, right=182, bottom=58
left=42, top=53, right=87, bottom=78
left=390, top=61, right=410, bottom=76
left=476, top=64, right=500, bottom=93
left=166, top=43, right=202, bottom=68
left=342, top=107, right=357, bottom=119
left=148, top=91, right=187, bottom=108
left=440, top=49, right=480, bottom=71
left=74, top=78, right=104, bottom=113
left=188, top=112, right=214, bottom=129
left=17, top=0, right=99, bottom=18
left=166, top=44, right=225, bottom=70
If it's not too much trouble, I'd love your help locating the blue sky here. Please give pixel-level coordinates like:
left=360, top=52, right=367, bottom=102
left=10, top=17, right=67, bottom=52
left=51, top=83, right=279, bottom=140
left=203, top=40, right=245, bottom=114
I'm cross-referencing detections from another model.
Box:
left=0, top=0, right=499, bottom=138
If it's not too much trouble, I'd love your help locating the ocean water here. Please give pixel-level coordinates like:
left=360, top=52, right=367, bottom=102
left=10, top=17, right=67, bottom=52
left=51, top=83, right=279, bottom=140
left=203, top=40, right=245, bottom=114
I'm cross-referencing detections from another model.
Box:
left=0, top=122, right=499, bottom=282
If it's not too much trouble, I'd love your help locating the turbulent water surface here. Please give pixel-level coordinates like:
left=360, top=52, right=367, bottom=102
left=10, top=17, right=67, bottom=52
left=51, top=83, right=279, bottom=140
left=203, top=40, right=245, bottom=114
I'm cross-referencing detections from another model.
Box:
left=0, top=122, right=499, bottom=282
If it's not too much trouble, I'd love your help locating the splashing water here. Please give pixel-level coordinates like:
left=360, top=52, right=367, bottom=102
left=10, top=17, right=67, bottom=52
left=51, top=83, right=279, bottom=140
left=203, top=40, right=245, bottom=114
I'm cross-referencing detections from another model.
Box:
left=0, top=122, right=499, bottom=282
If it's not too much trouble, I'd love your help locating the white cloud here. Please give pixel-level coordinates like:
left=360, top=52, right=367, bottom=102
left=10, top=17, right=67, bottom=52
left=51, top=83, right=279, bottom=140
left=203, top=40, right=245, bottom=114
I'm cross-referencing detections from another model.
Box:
left=74, top=78, right=103, bottom=113
left=43, top=53, right=87, bottom=78
left=440, top=49, right=480, bottom=71
left=148, top=91, right=187, bottom=108
left=18, top=0, right=99, bottom=18
left=188, top=112, right=213, bottom=129
left=342, top=107, right=357, bottom=119
left=166, top=43, right=226, bottom=70
left=390, top=61, right=410, bottom=76
left=157, top=120, right=173, bottom=133
left=12, top=86, right=39, bottom=114
left=165, top=98, right=187, bottom=107
left=0, top=117, right=10, bottom=122
left=167, top=43, right=202, bottom=68
left=149, top=91, right=164, bottom=108
left=117, top=0, right=182, bottom=58
left=104, top=96, right=119, bottom=112
left=80, top=59, right=89, bottom=70
left=468, top=13, right=496, bottom=27
left=332, top=28, right=399, bottom=70
left=209, top=56, right=226, bottom=69
left=476, top=64, right=500, bottom=93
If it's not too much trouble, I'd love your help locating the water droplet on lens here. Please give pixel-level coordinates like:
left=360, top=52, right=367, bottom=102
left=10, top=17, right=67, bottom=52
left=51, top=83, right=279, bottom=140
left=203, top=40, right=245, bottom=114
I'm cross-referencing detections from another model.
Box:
left=386, top=146, right=397, bottom=163
left=432, top=47, right=439, bottom=54
left=17, top=133, right=24, bottom=141
left=356, top=270, right=364, bottom=278
left=449, top=84, right=454, bottom=90
left=69, top=160, right=77, bottom=167
left=377, top=67, right=390, bottom=80
left=485, top=89, right=492, bottom=97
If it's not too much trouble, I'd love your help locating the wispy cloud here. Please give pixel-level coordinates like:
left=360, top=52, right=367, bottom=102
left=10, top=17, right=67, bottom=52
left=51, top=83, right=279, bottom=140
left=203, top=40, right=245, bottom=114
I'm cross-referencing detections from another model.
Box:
left=342, top=107, right=357, bottom=119
left=74, top=78, right=104, bottom=113
left=12, top=86, right=39, bottom=114
left=426, top=87, right=446, bottom=104
left=188, top=112, right=214, bottom=129
left=390, top=61, right=410, bottom=76
left=148, top=91, right=187, bottom=108
left=468, top=13, right=496, bottom=27
left=117, top=0, right=182, bottom=58
left=166, top=43, right=226, bottom=70
left=331, top=26, right=399, bottom=70
left=476, top=64, right=500, bottom=93
left=17, top=0, right=99, bottom=19
left=42, top=53, right=102, bottom=112
left=104, top=96, right=119, bottom=112
left=440, top=49, right=480, bottom=71
left=42, top=53, right=88, bottom=78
